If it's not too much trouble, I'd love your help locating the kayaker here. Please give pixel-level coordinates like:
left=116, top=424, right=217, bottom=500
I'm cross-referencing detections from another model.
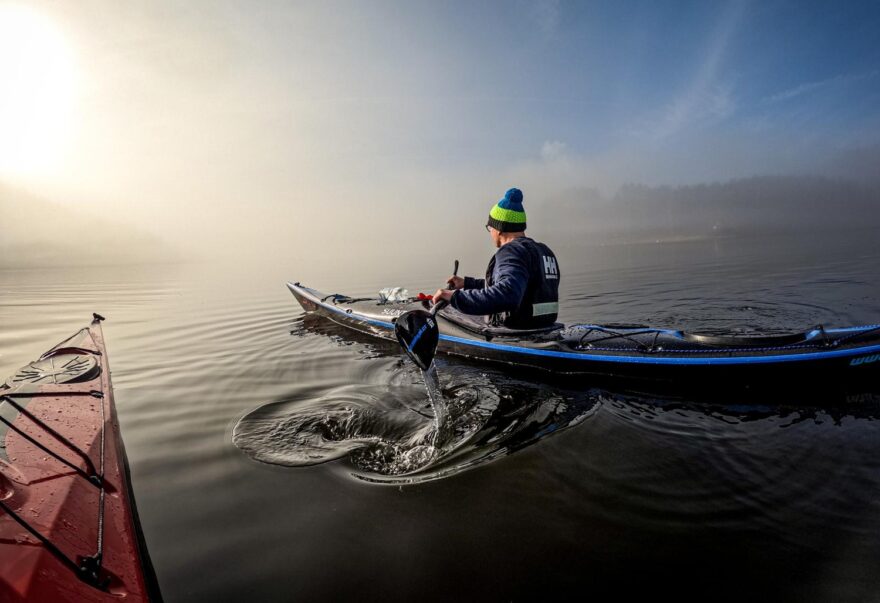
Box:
left=432, top=188, right=560, bottom=329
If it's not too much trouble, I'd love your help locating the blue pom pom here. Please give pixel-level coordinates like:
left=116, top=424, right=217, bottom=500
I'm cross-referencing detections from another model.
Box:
left=505, top=188, right=523, bottom=205
left=497, top=188, right=524, bottom=210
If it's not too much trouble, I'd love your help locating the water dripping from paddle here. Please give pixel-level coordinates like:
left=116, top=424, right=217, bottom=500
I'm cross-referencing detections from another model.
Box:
left=421, top=363, right=450, bottom=447
left=394, top=259, right=459, bottom=445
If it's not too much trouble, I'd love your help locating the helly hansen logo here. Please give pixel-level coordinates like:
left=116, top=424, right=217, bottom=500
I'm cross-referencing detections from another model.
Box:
left=850, top=353, right=880, bottom=367
left=543, top=255, right=558, bottom=279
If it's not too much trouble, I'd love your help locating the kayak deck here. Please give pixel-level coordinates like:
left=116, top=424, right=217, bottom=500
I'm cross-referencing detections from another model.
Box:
left=288, top=282, right=880, bottom=388
left=0, top=316, right=159, bottom=602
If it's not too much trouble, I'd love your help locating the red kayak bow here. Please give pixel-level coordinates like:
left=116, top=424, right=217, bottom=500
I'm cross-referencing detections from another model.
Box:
left=0, top=315, right=160, bottom=602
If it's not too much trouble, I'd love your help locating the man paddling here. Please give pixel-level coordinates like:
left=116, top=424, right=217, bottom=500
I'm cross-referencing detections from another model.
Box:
left=432, top=188, right=561, bottom=329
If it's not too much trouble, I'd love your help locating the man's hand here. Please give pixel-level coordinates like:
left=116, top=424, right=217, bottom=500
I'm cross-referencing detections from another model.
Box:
left=446, top=275, right=464, bottom=290
left=432, top=289, right=454, bottom=305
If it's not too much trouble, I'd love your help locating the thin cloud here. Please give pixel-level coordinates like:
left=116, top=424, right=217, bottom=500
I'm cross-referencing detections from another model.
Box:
left=766, top=69, right=880, bottom=103
left=650, top=0, right=745, bottom=141
left=528, top=0, right=561, bottom=36
left=540, top=140, right=568, bottom=162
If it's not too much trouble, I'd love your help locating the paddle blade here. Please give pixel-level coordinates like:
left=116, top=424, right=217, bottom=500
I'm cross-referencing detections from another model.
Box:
left=394, top=309, right=440, bottom=370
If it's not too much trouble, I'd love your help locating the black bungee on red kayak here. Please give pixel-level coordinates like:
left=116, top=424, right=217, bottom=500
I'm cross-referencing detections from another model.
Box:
left=0, top=315, right=161, bottom=602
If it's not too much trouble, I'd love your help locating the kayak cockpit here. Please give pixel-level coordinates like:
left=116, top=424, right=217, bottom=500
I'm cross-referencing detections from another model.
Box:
left=438, top=306, right=564, bottom=339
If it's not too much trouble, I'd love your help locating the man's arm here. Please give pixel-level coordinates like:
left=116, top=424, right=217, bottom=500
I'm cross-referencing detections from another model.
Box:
left=445, top=275, right=484, bottom=290
left=463, top=276, right=485, bottom=290
left=449, top=248, right=528, bottom=315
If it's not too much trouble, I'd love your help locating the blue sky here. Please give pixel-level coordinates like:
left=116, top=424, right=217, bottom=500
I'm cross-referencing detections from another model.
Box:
left=209, top=0, right=880, bottom=199
left=381, top=0, right=880, bottom=172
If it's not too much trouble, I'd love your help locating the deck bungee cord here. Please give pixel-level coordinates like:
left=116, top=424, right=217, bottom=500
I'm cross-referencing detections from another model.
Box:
left=0, top=316, right=160, bottom=602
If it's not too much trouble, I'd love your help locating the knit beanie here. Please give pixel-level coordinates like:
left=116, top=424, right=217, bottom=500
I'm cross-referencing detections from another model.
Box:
left=487, top=188, right=526, bottom=233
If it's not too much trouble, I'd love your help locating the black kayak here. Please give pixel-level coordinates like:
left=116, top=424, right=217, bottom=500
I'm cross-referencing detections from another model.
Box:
left=287, top=282, right=880, bottom=391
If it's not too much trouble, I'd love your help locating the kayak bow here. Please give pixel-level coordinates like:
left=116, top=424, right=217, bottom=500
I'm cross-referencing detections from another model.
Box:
left=0, top=316, right=160, bottom=602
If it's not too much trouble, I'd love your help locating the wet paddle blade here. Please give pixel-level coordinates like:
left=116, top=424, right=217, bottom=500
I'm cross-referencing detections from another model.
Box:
left=395, top=309, right=440, bottom=370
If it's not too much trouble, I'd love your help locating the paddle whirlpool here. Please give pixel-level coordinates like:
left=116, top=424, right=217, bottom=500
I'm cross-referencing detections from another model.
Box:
left=233, top=361, right=600, bottom=484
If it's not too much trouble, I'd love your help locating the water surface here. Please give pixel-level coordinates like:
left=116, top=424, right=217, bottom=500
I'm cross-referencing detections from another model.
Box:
left=2, top=232, right=879, bottom=601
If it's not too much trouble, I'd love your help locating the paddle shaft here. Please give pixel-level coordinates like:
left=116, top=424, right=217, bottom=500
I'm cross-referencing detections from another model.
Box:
left=433, top=258, right=459, bottom=315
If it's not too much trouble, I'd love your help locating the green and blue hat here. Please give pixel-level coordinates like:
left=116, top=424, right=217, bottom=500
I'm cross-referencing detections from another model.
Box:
left=487, top=188, right=526, bottom=233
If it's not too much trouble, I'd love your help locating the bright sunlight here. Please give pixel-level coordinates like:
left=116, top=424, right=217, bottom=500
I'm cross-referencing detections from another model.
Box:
left=0, top=4, right=76, bottom=179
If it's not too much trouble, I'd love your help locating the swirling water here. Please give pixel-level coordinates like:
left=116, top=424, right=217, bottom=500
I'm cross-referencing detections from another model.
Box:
left=232, top=349, right=600, bottom=484
left=2, top=232, right=880, bottom=601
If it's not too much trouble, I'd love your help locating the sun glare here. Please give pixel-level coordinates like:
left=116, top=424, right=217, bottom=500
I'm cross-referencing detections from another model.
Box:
left=0, top=4, right=77, bottom=179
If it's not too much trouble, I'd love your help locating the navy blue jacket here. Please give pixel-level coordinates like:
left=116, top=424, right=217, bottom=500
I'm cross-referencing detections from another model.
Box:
left=450, top=237, right=560, bottom=327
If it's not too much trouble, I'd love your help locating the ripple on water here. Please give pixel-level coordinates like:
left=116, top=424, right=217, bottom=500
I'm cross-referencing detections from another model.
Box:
left=232, top=368, right=602, bottom=484
left=580, top=393, right=880, bottom=536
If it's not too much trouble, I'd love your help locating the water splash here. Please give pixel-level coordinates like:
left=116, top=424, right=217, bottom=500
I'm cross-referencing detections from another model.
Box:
left=421, top=362, right=450, bottom=447
left=233, top=366, right=602, bottom=483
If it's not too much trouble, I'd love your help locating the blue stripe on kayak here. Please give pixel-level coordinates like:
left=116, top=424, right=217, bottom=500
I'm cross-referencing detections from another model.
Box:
left=292, top=285, right=880, bottom=366
left=436, top=333, right=880, bottom=365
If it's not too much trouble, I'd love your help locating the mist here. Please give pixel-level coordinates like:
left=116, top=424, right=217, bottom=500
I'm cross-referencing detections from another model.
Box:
left=2, top=1, right=879, bottom=277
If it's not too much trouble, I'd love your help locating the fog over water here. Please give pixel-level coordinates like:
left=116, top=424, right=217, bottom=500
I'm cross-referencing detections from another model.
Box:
left=2, top=1, right=879, bottom=271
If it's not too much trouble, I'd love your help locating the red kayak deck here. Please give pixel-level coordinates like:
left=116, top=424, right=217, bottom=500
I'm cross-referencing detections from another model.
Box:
left=0, top=317, right=157, bottom=602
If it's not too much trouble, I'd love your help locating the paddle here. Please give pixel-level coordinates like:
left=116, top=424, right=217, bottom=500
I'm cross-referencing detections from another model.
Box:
left=395, top=260, right=458, bottom=370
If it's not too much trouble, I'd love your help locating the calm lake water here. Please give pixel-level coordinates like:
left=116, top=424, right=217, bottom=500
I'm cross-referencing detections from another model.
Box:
left=2, top=231, right=880, bottom=601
